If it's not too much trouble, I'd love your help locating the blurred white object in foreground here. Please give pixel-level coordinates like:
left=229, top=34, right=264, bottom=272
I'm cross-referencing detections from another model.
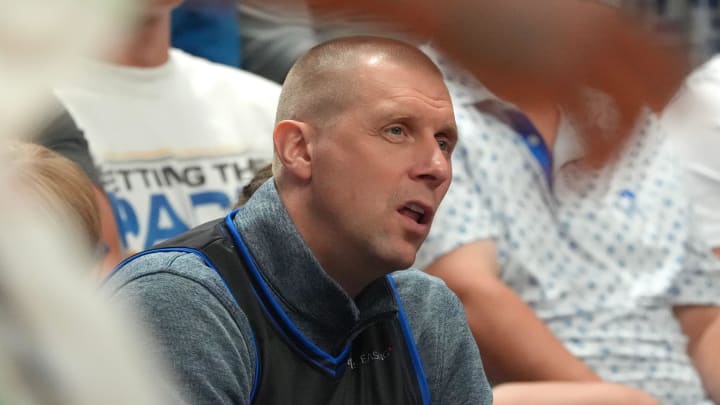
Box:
left=0, top=183, right=178, bottom=404
left=0, top=0, right=134, bottom=139
left=0, top=1, right=181, bottom=403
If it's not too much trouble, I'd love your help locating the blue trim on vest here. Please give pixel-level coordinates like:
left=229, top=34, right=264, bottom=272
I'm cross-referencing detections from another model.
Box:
left=245, top=277, right=342, bottom=378
left=105, top=247, right=218, bottom=282
left=107, top=246, right=262, bottom=402
left=224, top=210, right=353, bottom=371
left=387, top=275, right=431, bottom=405
left=249, top=323, right=261, bottom=402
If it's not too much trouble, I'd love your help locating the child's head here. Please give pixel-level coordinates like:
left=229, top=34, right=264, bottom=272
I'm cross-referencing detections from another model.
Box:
left=4, top=142, right=101, bottom=253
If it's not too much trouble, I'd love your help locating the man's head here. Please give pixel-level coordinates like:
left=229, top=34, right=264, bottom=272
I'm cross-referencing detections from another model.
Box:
left=272, top=36, right=457, bottom=295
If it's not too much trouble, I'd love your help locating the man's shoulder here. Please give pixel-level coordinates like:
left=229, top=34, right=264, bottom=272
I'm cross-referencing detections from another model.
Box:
left=390, top=268, right=444, bottom=287
left=389, top=269, right=492, bottom=405
left=171, top=48, right=281, bottom=97
left=389, top=269, right=466, bottom=338
left=105, top=250, right=229, bottom=301
left=103, top=249, right=259, bottom=404
left=390, top=269, right=459, bottom=310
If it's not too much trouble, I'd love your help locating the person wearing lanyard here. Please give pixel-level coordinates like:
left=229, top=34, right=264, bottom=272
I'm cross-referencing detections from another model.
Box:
left=416, top=45, right=720, bottom=405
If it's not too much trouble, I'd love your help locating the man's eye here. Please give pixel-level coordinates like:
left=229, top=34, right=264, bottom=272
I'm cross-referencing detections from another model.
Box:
left=437, top=135, right=454, bottom=152
left=387, top=126, right=404, bottom=136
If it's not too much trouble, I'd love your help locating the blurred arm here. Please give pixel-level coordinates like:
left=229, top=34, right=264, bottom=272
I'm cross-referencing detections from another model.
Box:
left=674, top=305, right=720, bottom=403
left=426, top=240, right=600, bottom=384
left=307, top=0, right=688, bottom=164
left=493, top=382, right=659, bottom=405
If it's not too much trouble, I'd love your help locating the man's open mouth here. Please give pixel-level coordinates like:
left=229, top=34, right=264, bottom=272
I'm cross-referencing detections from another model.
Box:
left=399, top=202, right=432, bottom=225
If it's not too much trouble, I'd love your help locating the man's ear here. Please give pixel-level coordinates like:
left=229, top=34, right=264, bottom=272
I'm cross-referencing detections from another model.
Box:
left=273, top=120, right=313, bottom=181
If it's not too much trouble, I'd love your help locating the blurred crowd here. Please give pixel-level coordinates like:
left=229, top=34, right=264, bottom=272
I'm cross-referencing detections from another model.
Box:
left=1, top=0, right=720, bottom=404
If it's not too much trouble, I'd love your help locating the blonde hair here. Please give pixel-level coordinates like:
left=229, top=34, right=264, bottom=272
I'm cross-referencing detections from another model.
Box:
left=4, top=142, right=101, bottom=250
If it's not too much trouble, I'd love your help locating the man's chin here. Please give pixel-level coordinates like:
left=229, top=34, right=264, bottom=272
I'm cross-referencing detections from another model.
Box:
left=387, top=251, right=417, bottom=271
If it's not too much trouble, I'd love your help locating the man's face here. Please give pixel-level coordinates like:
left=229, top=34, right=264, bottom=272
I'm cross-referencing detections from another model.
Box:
left=308, top=60, right=457, bottom=272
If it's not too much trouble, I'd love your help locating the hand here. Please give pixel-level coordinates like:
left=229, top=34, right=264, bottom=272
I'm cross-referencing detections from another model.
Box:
left=493, top=381, right=661, bottom=405
left=307, top=0, right=689, bottom=165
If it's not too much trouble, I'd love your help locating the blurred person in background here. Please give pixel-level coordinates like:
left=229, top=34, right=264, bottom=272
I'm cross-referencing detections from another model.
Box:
left=238, top=0, right=405, bottom=83
left=33, top=104, right=123, bottom=274
left=3, top=143, right=101, bottom=261
left=415, top=45, right=720, bottom=404
left=662, top=54, right=720, bottom=257
left=0, top=0, right=188, bottom=403
left=238, top=0, right=322, bottom=83
left=55, top=0, right=281, bottom=261
left=0, top=142, right=180, bottom=404
left=172, top=0, right=241, bottom=67
left=233, top=162, right=272, bottom=207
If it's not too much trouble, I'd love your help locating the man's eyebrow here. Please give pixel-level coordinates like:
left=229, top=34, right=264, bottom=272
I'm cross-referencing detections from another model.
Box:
left=438, top=123, right=458, bottom=142
left=379, top=113, right=413, bottom=123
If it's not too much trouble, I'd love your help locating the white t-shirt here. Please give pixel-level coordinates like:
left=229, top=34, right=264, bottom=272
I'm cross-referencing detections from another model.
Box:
left=56, top=49, right=280, bottom=252
left=662, top=55, right=720, bottom=249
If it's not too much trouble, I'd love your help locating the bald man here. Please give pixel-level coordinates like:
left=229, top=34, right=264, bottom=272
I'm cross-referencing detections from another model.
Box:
left=105, top=36, right=492, bottom=405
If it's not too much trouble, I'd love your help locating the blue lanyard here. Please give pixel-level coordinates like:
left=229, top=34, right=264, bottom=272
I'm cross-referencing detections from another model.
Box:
left=503, top=109, right=554, bottom=187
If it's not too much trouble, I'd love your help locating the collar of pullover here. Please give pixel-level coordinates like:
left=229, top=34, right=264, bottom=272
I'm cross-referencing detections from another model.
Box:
left=233, top=180, right=399, bottom=355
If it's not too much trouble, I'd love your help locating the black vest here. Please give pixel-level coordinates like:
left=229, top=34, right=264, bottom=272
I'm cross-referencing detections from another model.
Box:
left=149, top=211, right=431, bottom=405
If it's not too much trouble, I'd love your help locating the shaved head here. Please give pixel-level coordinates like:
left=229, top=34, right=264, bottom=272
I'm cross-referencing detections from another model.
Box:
left=276, top=36, right=444, bottom=126
left=270, top=35, right=456, bottom=293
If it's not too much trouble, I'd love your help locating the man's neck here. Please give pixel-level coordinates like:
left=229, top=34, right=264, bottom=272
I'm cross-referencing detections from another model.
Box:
left=279, top=185, right=378, bottom=298
left=111, top=12, right=171, bottom=67
left=315, top=253, right=379, bottom=299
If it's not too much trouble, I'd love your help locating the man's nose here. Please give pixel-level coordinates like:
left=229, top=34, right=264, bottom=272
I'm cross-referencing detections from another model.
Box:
left=411, top=139, right=450, bottom=189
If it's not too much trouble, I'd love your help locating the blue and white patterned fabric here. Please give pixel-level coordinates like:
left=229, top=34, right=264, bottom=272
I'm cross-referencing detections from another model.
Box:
left=417, top=47, right=720, bottom=405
